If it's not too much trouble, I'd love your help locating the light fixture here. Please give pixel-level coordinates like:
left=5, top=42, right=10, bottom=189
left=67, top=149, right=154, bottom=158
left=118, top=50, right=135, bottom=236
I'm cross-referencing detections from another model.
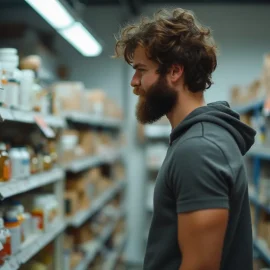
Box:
left=59, top=22, right=102, bottom=57
left=25, top=0, right=74, bottom=29
left=25, top=0, right=102, bottom=57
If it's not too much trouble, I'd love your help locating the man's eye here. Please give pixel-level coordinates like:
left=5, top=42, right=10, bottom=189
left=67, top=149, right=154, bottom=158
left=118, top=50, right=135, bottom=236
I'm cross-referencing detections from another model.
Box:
left=138, top=69, right=146, bottom=72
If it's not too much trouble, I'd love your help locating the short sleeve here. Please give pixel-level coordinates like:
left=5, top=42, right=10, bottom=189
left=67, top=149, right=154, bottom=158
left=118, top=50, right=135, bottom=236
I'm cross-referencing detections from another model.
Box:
left=168, top=137, right=232, bottom=213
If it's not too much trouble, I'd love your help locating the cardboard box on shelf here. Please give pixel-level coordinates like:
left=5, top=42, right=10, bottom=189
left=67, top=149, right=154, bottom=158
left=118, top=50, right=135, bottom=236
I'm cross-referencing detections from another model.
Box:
left=61, top=149, right=75, bottom=164
left=64, top=234, right=75, bottom=250
left=66, top=177, right=87, bottom=192
left=79, top=193, right=91, bottom=210
left=262, top=53, right=270, bottom=94
left=82, top=89, right=107, bottom=115
left=96, top=177, right=113, bottom=194
left=79, top=131, right=95, bottom=155
left=70, top=252, right=84, bottom=269
left=71, top=225, right=94, bottom=245
left=247, top=79, right=263, bottom=101
left=258, top=212, right=270, bottom=247
left=88, top=168, right=102, bottom=181
left=51, top=82, right=85, bottom=115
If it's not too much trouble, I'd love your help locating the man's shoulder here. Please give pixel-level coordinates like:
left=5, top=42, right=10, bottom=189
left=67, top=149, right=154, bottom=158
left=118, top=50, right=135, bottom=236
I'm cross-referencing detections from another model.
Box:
left=175, top=121, right=237, bottom=152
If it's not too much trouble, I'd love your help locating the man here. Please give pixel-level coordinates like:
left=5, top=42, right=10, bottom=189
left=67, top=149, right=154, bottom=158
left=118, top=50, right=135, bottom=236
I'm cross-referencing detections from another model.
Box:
left=115, top=8, right=255, bottom=270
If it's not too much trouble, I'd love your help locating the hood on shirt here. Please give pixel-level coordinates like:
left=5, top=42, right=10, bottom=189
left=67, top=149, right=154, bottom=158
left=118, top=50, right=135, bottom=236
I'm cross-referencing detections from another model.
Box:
left=169, top=101, right=256, bottom=155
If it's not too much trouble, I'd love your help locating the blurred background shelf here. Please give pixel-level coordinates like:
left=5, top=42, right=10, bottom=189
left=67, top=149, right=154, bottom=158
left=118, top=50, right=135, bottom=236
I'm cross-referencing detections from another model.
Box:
left=232, top=99, right=265, bottom=115
left=0, top=167, right=64, bottom=200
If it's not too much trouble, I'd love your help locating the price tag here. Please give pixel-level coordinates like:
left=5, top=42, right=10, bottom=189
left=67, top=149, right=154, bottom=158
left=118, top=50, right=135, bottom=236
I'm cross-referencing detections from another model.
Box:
left=34, top=115, right=55, bottom=139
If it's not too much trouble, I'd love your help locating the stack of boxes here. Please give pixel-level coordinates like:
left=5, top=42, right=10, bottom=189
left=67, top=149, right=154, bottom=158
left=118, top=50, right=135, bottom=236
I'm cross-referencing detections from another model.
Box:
left=51, top=82, right=123, bottom=120
left=60, top=129, right=121, bottom=165
left=64, top=168, right=115, bottom=218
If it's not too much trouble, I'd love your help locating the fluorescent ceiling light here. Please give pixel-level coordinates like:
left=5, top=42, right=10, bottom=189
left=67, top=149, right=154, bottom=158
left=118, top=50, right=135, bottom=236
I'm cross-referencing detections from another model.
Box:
left=59, top=22, right=102, bottom=57
left=25, top=0, right=74, bottom=29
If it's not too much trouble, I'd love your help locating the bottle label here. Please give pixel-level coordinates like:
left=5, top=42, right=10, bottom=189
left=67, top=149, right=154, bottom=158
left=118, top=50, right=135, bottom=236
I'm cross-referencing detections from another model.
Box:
left=32, top=212, right=44, bottom=230
left=3, top=235, right=11, bottom=256
left=3, top=160, right=11, bottom=180
left=5, top=82, right=19, bottom=108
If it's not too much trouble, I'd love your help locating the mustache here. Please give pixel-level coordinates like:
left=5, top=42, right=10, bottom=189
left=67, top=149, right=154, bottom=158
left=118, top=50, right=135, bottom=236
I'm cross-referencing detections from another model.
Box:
left=133, top=88, right=145, bottom=96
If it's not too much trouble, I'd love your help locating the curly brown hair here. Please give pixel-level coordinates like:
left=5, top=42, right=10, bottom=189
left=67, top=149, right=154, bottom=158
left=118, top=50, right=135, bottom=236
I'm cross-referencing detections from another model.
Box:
left=114, top=8, right=217, bottom=92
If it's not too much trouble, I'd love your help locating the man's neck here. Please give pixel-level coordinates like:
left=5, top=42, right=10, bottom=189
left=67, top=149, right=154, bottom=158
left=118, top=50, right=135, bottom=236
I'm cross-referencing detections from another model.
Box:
left=167, top=88, right=206, bottom=129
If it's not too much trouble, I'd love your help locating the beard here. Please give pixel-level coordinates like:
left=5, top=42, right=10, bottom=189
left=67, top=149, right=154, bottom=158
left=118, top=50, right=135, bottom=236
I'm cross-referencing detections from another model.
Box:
left=135, top=75, right=178, bottom=124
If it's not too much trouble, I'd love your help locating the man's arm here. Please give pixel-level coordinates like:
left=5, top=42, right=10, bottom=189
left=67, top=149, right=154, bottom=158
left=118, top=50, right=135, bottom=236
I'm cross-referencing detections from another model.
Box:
left=178, top=209, right=228, bottom=270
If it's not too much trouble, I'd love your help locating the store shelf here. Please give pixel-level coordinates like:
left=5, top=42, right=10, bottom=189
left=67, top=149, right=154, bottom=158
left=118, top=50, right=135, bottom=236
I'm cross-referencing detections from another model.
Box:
left=249, top=193, right=270, bottom=214
left=145, top=125, right=171, bottom=139
left=0, top=107, right=65, bottom=128
left=41, top=114, right=66, bottom=128
left=246, top=145, right=270, bottom=160
left=254, top=238, right=270, bottom=265
left=64, top=150, right=123, bottom=173
left=68, top=180, right=126, bottom=228
left=0, top=107, right=13, bottom=122
left=63, top=111, right=122, bottom=129
left=232, top=99, right=264, bottom=115
left=0, top=221, right=66, bottom=270
left=75, top=212, right=123, bottom=270
left=102, top=234, right=127, bottom=270
left=0, top=168, right=65, bottom=200
left=64, top=155, right=103, bottom=173
left=75, top=241, right=101, bottom=270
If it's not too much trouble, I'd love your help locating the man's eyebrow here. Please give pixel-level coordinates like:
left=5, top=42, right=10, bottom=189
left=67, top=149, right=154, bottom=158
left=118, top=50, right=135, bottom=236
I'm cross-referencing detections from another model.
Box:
left=133, top=63, right=147, bottom=69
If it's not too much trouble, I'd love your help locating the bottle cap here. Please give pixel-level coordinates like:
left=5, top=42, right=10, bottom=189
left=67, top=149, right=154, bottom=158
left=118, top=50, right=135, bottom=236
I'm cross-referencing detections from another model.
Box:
left=4, top=210, right=18, bottom=222
left=0, top=143, right=7, bottom=151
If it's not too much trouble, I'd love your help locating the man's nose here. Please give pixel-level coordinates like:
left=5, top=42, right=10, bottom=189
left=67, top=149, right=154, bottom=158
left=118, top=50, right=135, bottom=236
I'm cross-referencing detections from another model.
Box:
left=131, top=73, right=140, bottom=88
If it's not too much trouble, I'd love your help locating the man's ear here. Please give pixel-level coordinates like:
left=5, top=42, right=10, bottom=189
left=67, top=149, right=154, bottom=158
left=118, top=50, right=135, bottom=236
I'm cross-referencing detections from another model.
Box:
left=169, top=64, right=184, bottom=83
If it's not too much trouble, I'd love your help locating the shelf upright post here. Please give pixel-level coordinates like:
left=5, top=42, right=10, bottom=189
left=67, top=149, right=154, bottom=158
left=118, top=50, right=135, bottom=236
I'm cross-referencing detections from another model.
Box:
left=53, top=124, right=66, bottom=270
left=53, top=174, right=65, bottom=269
left=124, top=65, right=147, bottom=265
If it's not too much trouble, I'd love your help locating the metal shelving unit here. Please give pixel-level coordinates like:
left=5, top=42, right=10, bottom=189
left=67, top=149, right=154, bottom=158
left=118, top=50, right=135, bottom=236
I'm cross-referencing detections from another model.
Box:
left=0, top=107, right=65, bottom=128
left=0, top=221, right=66, bottom=270
left=75, top=211, right=125, bottom=270
left=63, top=111, right=122, bottom=129
left=0, top=168, right=65, bottom=200
left=236, top=98, right=270, bottom=265
left=0, top=104, right=125, bottom=268
left=232, top=98, right=264, bottom=115
left=64, top=155, right=103, bottom=173
left=68, top=181, right=126, bottom=228
left=246, top=145, right=270, bottom=160
left=254, top=239, right=270, bottom=265
left=144, top=125, right=171, bottom=139
left=102, top=233, right=127, bottom=270
left=64, top=150, right=123, bottom=173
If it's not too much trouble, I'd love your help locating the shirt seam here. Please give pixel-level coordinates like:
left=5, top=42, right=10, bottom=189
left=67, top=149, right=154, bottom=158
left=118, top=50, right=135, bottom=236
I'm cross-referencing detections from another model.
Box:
left=201, top=131, right=234, bottom=178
